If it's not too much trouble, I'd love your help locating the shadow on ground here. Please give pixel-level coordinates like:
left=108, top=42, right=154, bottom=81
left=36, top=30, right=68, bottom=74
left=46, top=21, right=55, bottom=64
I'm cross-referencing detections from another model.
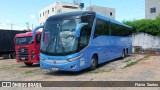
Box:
left=44, top=57, right=123, bottom=76
left=20, top=64, right=40, bottom=68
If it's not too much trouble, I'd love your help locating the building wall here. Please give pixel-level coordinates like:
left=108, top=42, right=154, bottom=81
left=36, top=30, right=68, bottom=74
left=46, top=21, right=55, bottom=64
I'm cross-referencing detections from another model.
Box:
left=39, top=2, right=82, bottom=25
left=86, top=5, right=115, bottom=19
left=132, top=33, right=160, bottom=49
left=145, top=0, right=160, bottom=19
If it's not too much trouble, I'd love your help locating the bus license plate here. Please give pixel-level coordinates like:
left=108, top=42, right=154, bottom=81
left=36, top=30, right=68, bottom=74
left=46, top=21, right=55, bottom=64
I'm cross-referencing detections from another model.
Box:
left=52, top=68, right=59, bottom=71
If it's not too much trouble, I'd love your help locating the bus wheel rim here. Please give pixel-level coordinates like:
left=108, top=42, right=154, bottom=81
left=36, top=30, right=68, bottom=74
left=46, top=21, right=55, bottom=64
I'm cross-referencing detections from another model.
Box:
left=123, top=51, right=125, bottom=57
left=92, top=58, right=96, bottom=67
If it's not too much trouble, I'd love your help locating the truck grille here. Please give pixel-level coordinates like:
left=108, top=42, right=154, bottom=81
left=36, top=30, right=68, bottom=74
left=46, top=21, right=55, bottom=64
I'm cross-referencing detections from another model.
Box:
left=18, top=48, right=28, bottom=61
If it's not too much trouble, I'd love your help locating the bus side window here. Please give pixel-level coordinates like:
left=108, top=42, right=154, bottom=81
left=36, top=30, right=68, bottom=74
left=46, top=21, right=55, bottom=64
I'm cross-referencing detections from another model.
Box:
left=36, top=34, right=41, bottom=44
left=79, top=26, right=90, bottom=50
left=94, top=18, right=110, bottom=38
left=110, top=23, right=118, bottom=36
left=94, top=19, right=104, bottom=38
left=79, top=14, right=94, bottom=50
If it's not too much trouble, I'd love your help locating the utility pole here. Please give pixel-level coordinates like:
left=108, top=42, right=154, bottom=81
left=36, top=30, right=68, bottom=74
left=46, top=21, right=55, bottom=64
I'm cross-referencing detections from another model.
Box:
left=11, top=24, right=13, bottom=30
left=32, top=24, right=33, bottom=30
left=26, top=22, right=30, bottom=30
left=89, top=0, right=92, bottom=11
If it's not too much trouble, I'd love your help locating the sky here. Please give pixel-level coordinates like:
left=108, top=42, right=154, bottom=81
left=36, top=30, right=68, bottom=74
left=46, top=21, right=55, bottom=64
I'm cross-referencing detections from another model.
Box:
left=0, top=0, right=145, bottom=30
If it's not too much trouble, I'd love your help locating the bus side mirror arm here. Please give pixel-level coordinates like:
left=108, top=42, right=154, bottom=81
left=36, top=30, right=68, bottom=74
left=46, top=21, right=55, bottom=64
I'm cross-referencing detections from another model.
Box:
left=32, top=25, right=43, bottom=38
left=75, top=23, right=88, bottom=38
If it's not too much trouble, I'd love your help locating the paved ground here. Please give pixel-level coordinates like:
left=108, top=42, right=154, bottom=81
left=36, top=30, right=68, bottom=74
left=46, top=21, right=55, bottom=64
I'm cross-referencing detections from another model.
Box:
left=0, top=54, right=160, bottom=90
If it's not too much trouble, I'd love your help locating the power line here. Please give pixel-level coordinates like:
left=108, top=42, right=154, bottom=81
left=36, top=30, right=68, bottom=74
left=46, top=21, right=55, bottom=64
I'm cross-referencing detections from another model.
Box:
left=0, top=22, right=39, bottom=30
left=118, top=1, right=144, bottom=10
left=118, top=4, right=144, bottom=12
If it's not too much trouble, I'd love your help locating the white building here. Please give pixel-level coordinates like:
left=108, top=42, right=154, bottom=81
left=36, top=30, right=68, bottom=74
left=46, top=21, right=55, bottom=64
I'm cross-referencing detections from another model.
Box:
left=39, top=2, right=84, bottom=25
left=145, top=0, right=160, bottom=19
left=86, top=5, right=115, bottom=19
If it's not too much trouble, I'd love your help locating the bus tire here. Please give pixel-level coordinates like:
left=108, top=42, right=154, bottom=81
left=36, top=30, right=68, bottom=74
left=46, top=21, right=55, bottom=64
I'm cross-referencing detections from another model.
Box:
left=121, top=50, right=126, bottom=59
left=24, top=62, right=33, bottom=66
left=89, top=55, right=98, bottom=70
left=126, top=48, right=129, bottom=56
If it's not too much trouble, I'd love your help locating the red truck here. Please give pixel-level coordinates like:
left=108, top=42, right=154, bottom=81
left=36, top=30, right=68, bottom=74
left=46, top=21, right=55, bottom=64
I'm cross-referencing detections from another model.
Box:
left=15, top=31, right=41, bottom=66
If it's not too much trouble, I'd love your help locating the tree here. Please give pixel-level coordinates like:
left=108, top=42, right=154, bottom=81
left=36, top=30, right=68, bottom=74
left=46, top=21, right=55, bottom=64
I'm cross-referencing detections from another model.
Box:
left=123, top=17, right=160, bottom=36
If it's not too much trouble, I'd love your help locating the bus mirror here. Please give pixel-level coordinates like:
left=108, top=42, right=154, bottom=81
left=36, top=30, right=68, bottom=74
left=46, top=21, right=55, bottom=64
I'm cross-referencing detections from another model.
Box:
left=75, top=23, right=88, bottom=38
left=32, top=25, right=43, bottom=38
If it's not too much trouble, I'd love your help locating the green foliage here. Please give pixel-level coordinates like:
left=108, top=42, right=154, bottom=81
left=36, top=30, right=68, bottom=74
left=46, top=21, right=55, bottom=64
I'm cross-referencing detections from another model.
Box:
left=123, top=17, right=160, bottom=36
left=123, top=55, right=149, bottom=68
left=124, top=61, right=138, bottom=68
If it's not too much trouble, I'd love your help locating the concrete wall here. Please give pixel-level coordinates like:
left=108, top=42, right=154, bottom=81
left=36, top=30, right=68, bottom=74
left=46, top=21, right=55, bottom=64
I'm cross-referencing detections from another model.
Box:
left=145, top=0, right=160, bottom=19
left=132, top=33, right=160, bottom=49
left=86, top=5, right=115, bottom=19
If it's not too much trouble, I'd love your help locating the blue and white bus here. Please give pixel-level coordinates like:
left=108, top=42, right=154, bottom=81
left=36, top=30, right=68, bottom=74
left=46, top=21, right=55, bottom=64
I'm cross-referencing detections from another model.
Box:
left=38, top=11, right=132, bottom=72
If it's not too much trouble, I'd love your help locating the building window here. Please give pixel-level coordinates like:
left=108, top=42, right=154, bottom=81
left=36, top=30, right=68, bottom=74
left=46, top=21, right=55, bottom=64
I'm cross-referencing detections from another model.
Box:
left=110, top=12, right=113, bottom=16
left=57, top=9, right=62, bottom=13
left=150, top=7, right=156, bottom=13
left=48, top=10, right=49, bottom=14
left=43, top=12, right=44, bottom=16
left=40, top=14, right=41, bottom=17
left=52, top=8, right=54, bottom=12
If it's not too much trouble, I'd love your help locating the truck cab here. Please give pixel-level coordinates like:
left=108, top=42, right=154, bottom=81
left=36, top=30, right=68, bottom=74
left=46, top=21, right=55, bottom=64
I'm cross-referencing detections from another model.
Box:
left=15, top=32, right=41, bottom=66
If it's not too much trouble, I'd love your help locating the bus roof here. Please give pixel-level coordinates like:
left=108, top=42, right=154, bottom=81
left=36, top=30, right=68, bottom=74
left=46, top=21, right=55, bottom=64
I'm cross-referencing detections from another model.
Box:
left=47, top=11, right=131, bottom=28
left=96, top=13, right=131, bottom=28
left=47, top=11, right=95, bottom=21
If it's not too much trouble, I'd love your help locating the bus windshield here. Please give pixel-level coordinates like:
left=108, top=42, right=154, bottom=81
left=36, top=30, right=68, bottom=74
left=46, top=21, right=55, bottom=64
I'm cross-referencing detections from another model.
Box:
left=40, top=18, right=81, bottom=55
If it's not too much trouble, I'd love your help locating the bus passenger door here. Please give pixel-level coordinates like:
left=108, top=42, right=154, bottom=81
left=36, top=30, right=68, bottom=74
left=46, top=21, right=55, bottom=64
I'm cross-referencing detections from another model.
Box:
left=79, top=26, right=92, bottom=69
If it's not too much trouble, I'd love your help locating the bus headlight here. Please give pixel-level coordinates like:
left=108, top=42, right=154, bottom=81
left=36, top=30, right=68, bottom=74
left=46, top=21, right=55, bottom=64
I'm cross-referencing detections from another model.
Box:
left=67, top=54, right=82, bottom=62
left=40, top=57, right=45, bottom=60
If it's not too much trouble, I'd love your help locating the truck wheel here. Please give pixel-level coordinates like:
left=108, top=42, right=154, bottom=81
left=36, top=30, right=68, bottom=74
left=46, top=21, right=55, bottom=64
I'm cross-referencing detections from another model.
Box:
left=89, top=56, right=98, bottom=70
left=10, top=52, right=16, bottom=59
left=24, top=62, right=33, bottom=66
left=1, top=54, right=9, bottom=59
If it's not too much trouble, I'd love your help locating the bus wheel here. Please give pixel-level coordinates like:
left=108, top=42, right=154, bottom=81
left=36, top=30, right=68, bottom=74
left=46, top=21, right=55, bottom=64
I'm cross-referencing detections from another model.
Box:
left=121, top=50, right=126, bottom=59
left=90, top=56, right=98, bottom=70
left=24, top=62, right=33, bottom=66
left=126, top=49, right=129, bottom=56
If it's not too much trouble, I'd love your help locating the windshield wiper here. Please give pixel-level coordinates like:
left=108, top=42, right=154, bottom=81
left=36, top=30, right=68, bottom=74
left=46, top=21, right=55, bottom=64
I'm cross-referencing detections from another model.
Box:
left=45, top=36, right=55, bottom=54
left=55, top=29, right=65, bottom=53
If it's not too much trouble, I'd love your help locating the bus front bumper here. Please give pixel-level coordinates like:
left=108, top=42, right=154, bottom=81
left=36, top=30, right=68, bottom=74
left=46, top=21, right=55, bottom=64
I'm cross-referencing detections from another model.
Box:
left=40, top=59, right=80, bottom=72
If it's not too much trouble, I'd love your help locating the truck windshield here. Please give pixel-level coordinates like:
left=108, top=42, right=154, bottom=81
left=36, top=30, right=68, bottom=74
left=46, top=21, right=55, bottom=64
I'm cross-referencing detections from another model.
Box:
left=16, top=36, right=34, bottom=45
left=40, top=18, right=81, bottom=55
